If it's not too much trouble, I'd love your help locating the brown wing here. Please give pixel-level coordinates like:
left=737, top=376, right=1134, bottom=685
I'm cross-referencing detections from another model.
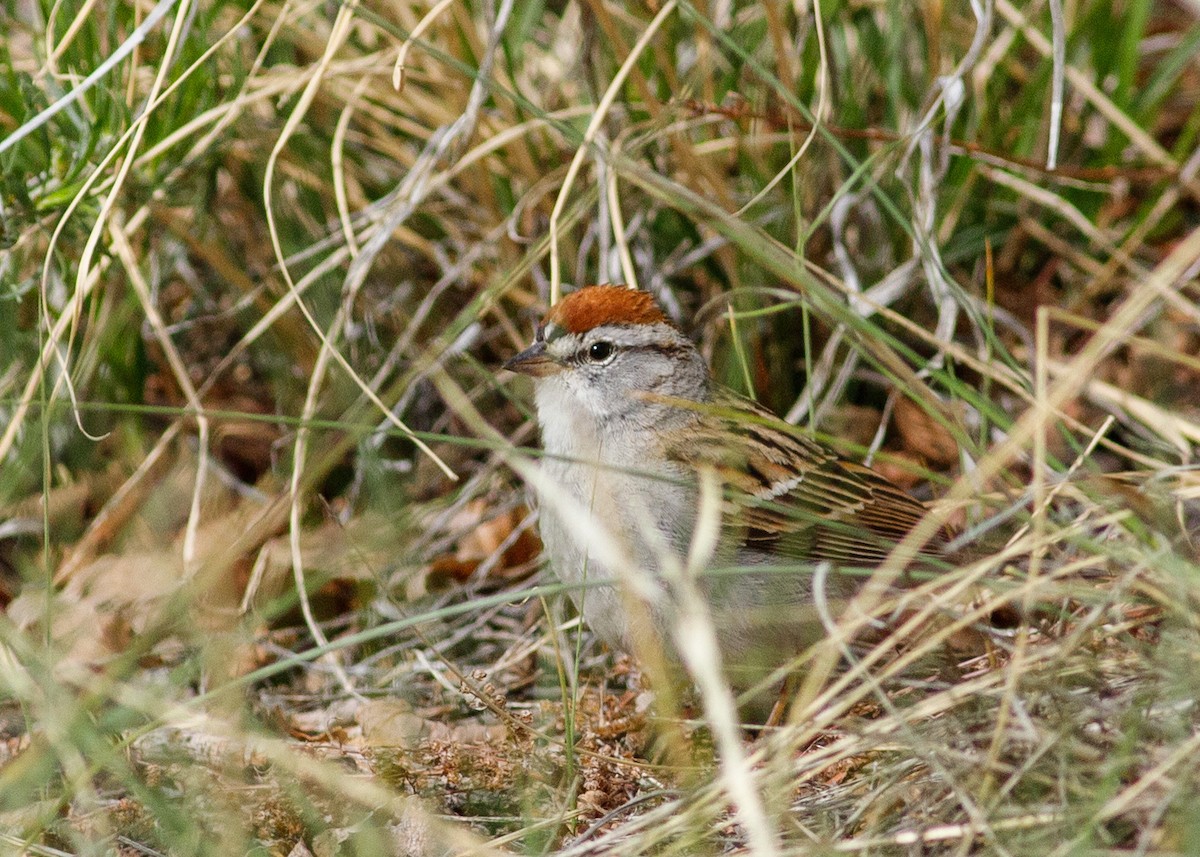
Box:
left=666, top=388, right=946, bottom=565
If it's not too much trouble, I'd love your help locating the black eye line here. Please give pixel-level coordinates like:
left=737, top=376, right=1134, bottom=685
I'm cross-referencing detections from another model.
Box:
left=575, top=341, right=690, bottom=366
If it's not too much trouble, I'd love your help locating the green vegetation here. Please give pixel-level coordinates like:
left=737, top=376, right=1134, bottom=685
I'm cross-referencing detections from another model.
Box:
left=1, top=0, right=1199, bottom=853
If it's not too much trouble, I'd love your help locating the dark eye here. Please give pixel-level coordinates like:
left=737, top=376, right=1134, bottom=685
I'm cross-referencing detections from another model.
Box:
left=587, top=341, right=615, bottom=362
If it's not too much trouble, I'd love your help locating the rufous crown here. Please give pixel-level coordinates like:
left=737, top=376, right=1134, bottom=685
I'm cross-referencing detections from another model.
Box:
left=543, top=285, right=671, bottom=335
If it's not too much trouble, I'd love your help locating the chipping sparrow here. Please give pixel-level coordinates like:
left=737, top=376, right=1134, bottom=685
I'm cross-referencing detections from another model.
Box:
left=505, top=285, right=946, bottom=686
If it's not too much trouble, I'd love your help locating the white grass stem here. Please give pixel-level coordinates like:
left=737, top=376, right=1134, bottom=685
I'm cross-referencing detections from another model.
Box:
left=261, top=0, right=458, bottom=481
left=0, top=0, right=180, bottom=156
left=733, top=0, right=829, bottom=217
left=548, top=0, right=677, bottom=304
left=107, top=221, right=209, bottom=571
left=668, top=469, right=782, bottom=857
left=1046, top=0, right=1065, bottom=170
left=606, top=135, right=639, bottom=289
left=392, top=0, right=457, bottom=92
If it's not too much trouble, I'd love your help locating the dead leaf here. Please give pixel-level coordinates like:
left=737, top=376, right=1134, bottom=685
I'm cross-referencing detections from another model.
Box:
left=893, top=397, right=959, bottom=468
left=416, top=501, right=539, bottom=596
left=873, top=451, right=925, bottom=491
left=358, top=699, right=506, bottom=749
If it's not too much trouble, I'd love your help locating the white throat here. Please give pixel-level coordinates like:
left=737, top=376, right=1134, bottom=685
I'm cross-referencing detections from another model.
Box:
left=533, top=376, right=605, bottom=462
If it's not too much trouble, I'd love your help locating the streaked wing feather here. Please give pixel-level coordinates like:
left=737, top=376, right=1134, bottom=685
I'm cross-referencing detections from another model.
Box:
left=667, top=388, right=945, bottom=563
